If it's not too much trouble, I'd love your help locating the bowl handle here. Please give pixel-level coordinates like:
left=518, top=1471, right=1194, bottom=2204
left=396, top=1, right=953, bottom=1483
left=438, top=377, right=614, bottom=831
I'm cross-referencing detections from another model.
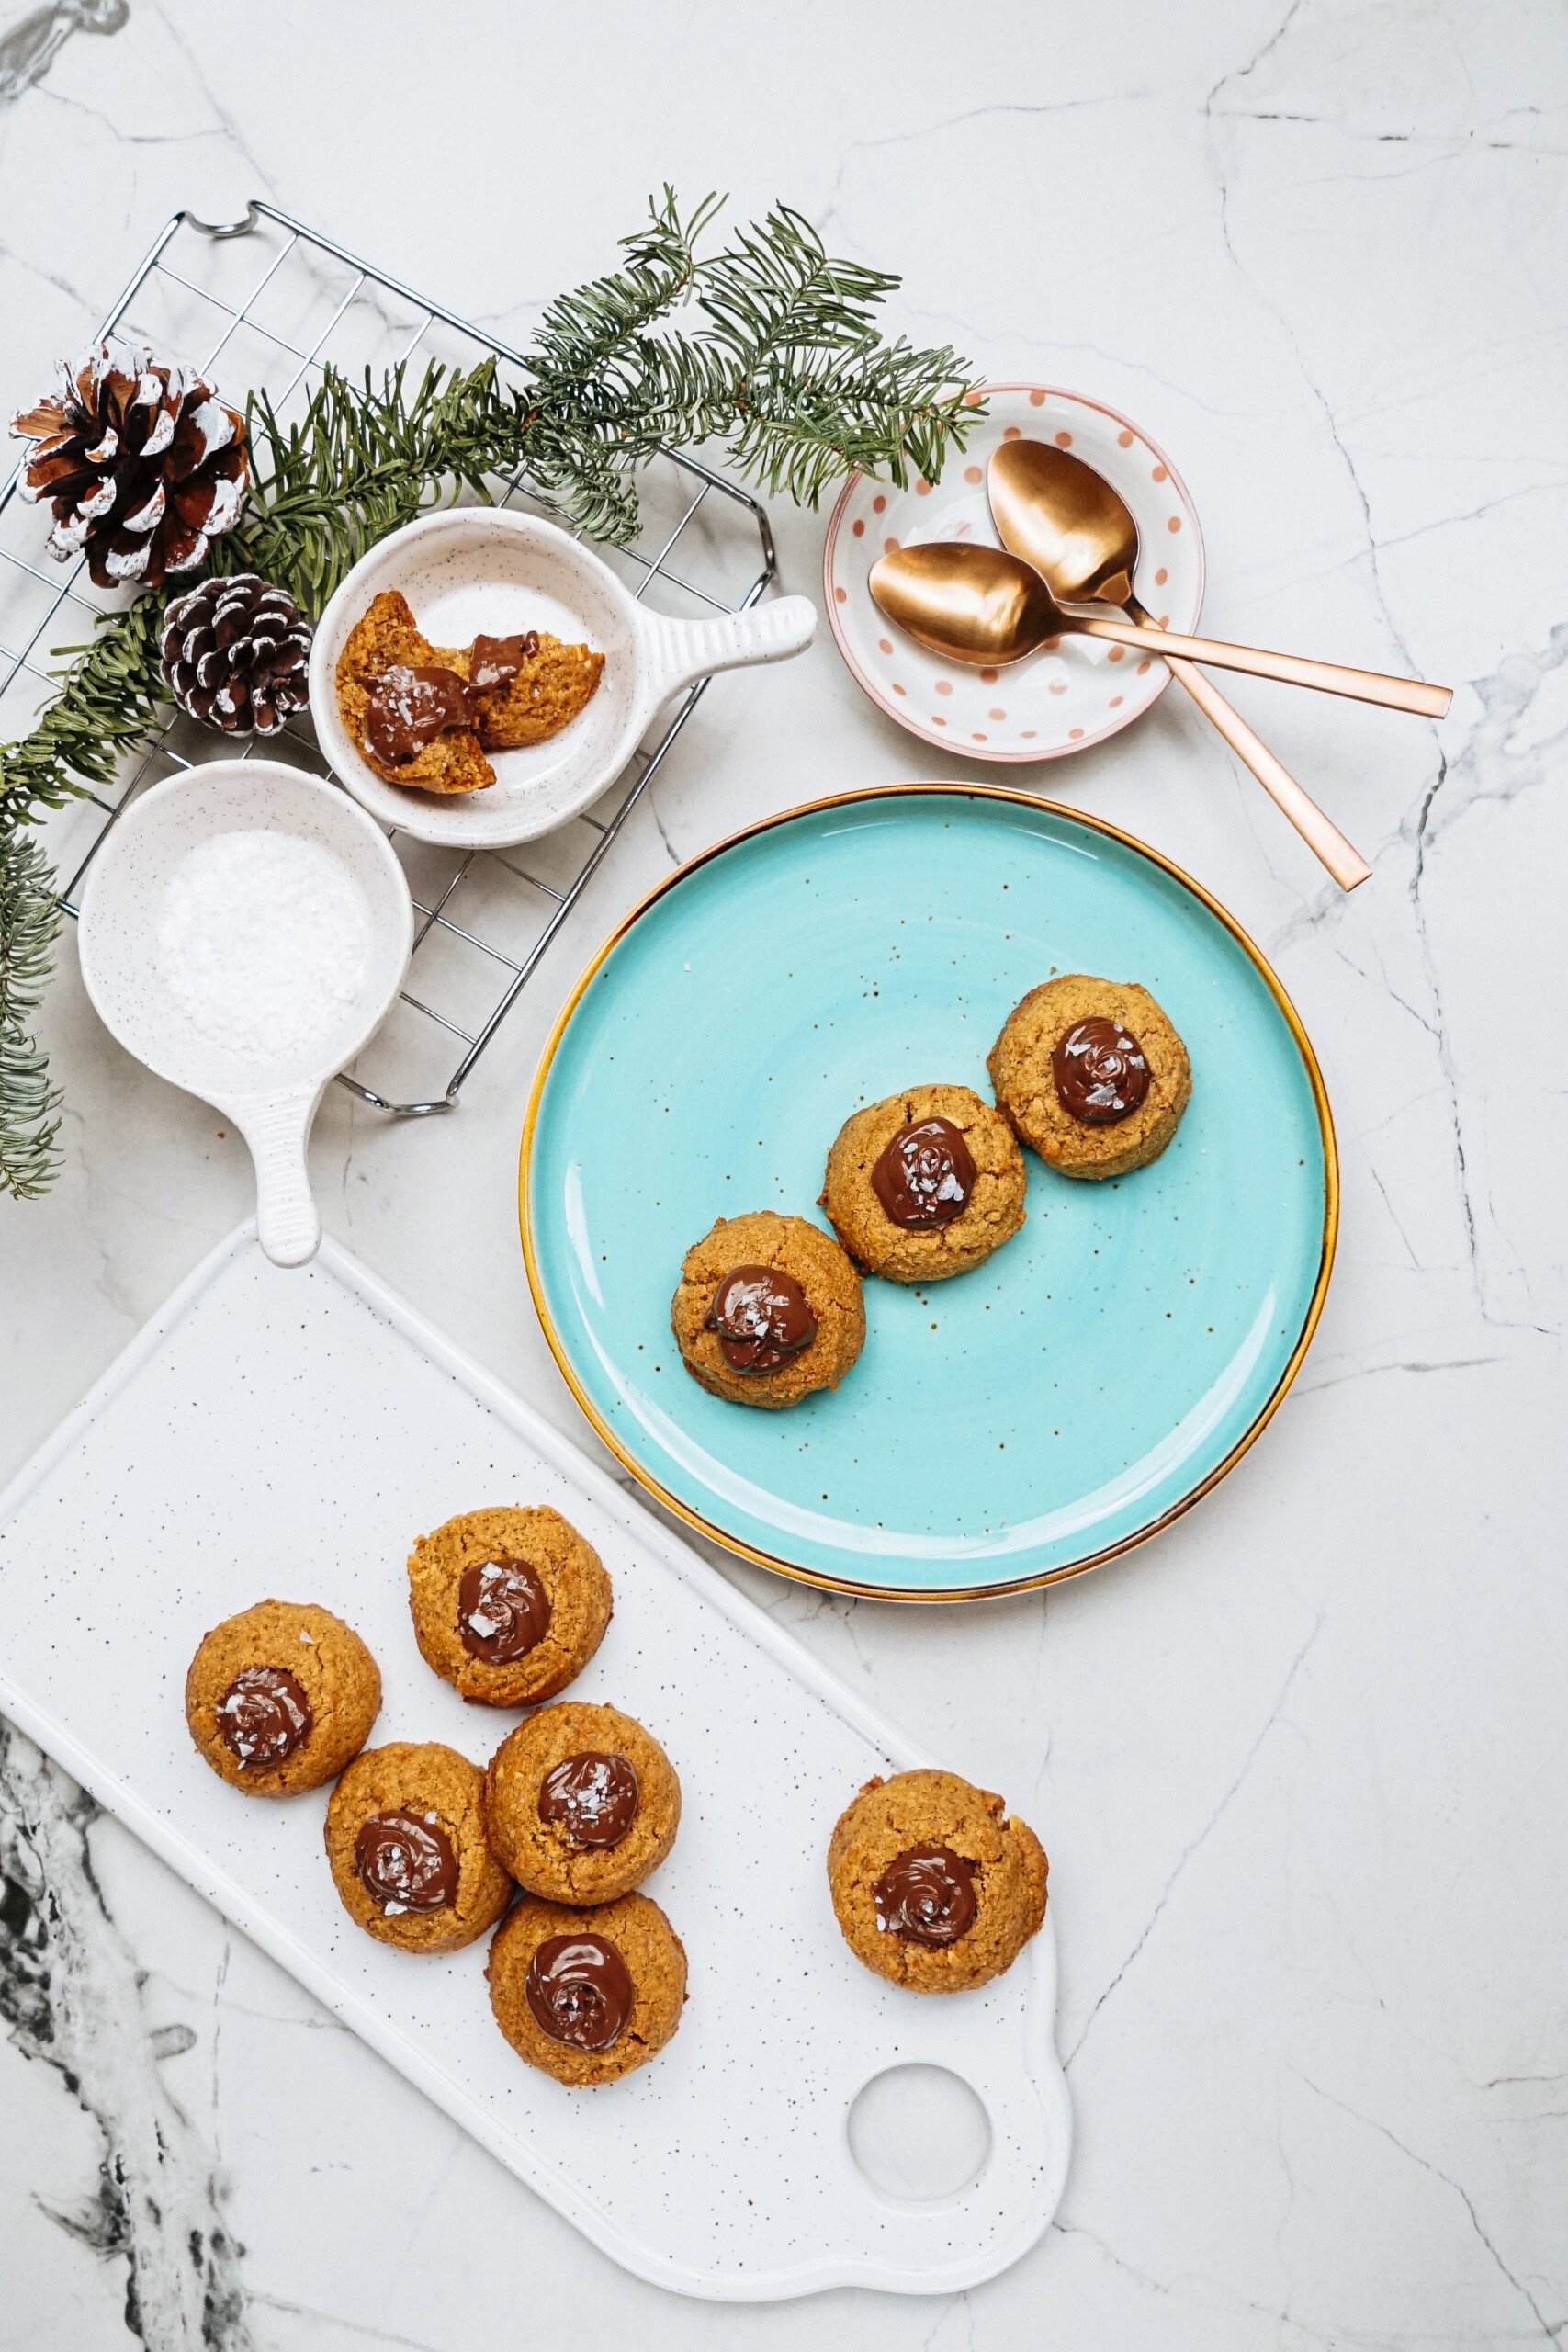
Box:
left=230, top=1088, right=323, bottom=1269
left=645, top=594, right=816, bottom=706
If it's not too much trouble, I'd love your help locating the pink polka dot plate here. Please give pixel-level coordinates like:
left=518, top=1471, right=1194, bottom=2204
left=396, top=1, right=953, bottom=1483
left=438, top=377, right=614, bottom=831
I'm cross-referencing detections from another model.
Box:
left=823, top=384, right=1204, bottom=763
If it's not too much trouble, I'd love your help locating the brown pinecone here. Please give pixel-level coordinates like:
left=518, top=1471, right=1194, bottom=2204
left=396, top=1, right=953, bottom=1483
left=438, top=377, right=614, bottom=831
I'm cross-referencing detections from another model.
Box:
left=10, top=341, right=248, bottom=590
left=161, top=575, right=312, bottom=736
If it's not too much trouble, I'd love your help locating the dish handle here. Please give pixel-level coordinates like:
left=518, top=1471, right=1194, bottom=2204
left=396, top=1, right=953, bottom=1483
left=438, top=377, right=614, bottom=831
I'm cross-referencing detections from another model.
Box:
left=644, top=595, right=816, bottom=707
left=228, top=1088, right=323, bottom=1269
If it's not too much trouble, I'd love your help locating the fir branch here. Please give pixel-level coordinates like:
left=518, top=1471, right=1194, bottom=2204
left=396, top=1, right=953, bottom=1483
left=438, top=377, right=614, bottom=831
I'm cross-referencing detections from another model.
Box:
left=522, top=192, right=976, bottom=505
left=527, top=187, right=717, bottom=396
left=232, top=357, right=539, bottom=616
left=0, top=819, right=63, bottom=1197
left=0, top=598, right=169, bottom=1196
left=0, top=188, right=980, bottom=1197
left=0, top=595, right=169, bottom=815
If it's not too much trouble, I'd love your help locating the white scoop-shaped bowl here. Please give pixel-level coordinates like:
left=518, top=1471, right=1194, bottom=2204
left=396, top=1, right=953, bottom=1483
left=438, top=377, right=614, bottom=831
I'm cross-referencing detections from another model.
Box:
left=77, top=763, right=412, bottom=1268
left=308, top=506, right=817, bottom=848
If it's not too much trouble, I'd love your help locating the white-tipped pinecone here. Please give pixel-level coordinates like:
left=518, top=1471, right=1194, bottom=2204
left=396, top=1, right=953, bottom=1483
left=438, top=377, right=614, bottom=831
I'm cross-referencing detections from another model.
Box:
left=161, top=574, right=311, bottom=736
left=11, top=342, right=248, bottom=589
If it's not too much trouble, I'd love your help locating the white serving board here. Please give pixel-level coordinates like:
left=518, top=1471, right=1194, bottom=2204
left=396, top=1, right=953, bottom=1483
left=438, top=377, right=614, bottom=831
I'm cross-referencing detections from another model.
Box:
left=0, top=1225, right=1070, bottom=2301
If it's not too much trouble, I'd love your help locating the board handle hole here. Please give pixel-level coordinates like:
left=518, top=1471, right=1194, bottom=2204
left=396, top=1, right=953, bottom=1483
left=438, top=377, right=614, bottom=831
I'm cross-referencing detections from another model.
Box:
left=847, top=2064, right=992, bottom=2204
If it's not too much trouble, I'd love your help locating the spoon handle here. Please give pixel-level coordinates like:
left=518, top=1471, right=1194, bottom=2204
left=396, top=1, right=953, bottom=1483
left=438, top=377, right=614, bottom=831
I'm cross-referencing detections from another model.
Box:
left=1072, top=609, right=1451, bottom=718
left=1126, top=600, right=1371, bottom=891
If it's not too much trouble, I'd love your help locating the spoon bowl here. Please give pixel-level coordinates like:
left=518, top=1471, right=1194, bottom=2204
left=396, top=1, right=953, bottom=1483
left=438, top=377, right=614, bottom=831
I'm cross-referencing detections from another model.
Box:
left=868, top=542, right=1065, bottom=667
left=988, top=439, right=1140, bottom=608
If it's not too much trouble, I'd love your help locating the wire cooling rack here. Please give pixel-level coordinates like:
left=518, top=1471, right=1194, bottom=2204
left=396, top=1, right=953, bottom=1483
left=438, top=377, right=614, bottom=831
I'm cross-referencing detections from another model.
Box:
left=0, top=199, right=776, bottom=1115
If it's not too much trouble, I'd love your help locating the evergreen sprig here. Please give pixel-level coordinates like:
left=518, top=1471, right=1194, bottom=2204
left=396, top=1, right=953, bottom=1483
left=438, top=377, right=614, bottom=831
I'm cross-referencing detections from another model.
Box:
left=0, top=822, right=63, bottom=1197
left=0, top=191, right=978, bottom=1197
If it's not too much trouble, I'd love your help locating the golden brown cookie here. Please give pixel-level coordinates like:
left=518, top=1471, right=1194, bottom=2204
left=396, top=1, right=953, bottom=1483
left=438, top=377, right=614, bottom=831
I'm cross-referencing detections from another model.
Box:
left=334, top=589, right=494, bottom=795
left=827, top=1768, right=1047, bottom=1994
left=185, top=1600, right=380, bottom=1797
left=819, top=1082, right=1027, bottom=1283
left=450, top=631, right=604, bottom=748
left=671, top=1210, right=865, bottom=1409
left=484, top=1701, right=680, bottom=1904
left=407, top=1505, right=612, bottom=1708
left=324, top=1741, right=513, bottom=1954
left=987, top=975, right=1191, bottom=1181
left=487, top=1891, right=686, bottom=2086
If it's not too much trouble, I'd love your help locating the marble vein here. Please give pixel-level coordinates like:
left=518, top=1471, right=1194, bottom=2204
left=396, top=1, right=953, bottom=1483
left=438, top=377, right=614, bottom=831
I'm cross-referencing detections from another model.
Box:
left=1206, top=82, right=1422, bottom=676
left=1293, top=2072, right=1565, bottom=2343
left=1407, top=625, right=1568, bottom=1337
left=0, top=1725, right=250, bottom=2350
left=1065, top=1613, right=1323, bottom=2070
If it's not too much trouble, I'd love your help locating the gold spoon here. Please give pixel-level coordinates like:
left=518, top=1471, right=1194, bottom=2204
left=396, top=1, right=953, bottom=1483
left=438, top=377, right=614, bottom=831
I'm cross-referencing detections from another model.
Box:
left=868, top=541, right=1451, bottom=719
left=987, top=438, right=1371, bottom=891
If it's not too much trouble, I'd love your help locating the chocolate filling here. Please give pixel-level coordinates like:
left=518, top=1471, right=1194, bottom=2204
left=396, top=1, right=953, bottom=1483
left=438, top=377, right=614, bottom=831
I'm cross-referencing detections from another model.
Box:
left=354, top=1809, right=459, bottom=1914
left=538, top=1751, right=641, bottom=1848
left=873, top=1843, right=977, bottom=1947
left=214, top=1664, right=312, bottom=1770
left=525, top=1932, right=634, bottom=2050
left=1051, top=1014, right=1151, bottom=1125
left=457, top=1555, right=551, bottom=1664
left=705, top=1263, right=817, bottom=1374
left=871, top=1114, right=976, bottom=1227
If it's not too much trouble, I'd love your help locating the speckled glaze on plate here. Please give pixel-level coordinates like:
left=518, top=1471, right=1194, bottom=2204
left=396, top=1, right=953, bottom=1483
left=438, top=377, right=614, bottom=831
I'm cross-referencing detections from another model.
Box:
left=824, top=385, right=1204, bottom=762
left=521, top=786, right=1336, bottom=1600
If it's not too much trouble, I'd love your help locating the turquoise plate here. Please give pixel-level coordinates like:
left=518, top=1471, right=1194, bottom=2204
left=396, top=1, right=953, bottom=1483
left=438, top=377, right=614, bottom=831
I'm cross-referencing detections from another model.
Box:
left=521, top=787, right=1336, bottom=1600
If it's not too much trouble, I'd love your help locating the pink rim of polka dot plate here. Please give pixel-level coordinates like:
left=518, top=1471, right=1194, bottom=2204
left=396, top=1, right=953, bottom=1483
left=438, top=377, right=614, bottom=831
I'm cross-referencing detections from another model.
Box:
left=823, top=384, right=1204, bottom=764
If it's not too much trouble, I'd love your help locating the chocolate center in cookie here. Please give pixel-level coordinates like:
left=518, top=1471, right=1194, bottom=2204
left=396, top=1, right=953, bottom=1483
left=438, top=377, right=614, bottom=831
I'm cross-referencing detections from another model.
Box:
left=364, top=662, right=475, bottom=764
left=874, top=1843, right=978, bottom=1946
left=457, top=1555, right=551, bottom=1663
left=871, top=1115, right=976, bottom=1227
left=214, top=1665, right=312, bottom=1770
left=525, top=1932, right=634, bottom=2050
left=1051, top=1014, right=1151, bottom=1125
left=468, top=631, right=539, bottom=695
left=705, top=1263, right=818, bottom=1374
left=354, top=1810, right=459, bottom=1913
left=537, top=1751, right=640, bottom=1847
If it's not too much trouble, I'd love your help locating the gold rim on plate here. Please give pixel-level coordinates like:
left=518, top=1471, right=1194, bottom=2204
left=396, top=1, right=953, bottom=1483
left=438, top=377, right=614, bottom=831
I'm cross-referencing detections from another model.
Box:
left=519, top=783, right=1338, bottom=1604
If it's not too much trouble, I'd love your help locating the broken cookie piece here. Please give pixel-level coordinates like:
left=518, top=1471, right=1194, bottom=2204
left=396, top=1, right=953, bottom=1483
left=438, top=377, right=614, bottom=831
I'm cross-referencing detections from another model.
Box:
left=455, top=629, right=604, bottom=750
left=335, top=590, right=494, bottom=795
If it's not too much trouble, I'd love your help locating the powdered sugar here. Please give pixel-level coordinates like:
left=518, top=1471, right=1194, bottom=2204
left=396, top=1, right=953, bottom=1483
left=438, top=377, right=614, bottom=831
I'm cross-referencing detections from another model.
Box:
left=156, top=829, right=373, bottom=1059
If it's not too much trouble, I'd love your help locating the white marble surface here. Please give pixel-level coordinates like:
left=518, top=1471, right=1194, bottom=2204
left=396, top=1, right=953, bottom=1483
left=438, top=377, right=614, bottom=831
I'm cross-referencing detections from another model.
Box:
left=0, top=3, right=1563, bottom=2346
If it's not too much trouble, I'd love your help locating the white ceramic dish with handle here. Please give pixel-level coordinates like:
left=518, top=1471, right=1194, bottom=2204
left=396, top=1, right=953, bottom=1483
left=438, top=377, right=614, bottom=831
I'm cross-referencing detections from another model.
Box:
left=76, top=762, right=412, bottom=1269
left=308, top=507, right=817, bottom=849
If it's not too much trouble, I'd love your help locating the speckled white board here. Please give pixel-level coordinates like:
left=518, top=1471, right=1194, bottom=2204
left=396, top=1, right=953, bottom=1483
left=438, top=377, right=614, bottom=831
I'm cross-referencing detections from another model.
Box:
left=0, top=1225, right=1068, bottom=2301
